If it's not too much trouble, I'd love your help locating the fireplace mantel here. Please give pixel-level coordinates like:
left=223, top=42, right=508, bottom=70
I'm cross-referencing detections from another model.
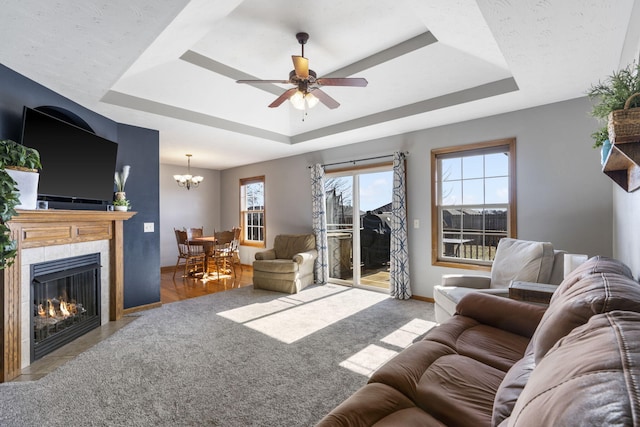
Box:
left=1, top=209, right=135, bottom=382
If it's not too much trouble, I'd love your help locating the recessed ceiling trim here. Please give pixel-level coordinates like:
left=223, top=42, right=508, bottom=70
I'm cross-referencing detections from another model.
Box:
left=180, top=50, right=284, bottom=96
left=290, top=77, right=519, bottom=144
left=323, top=31, right=438, bottom=78
left=101, top=90, right=290, bottom=144
left=102, top=77, right=518, bottom=146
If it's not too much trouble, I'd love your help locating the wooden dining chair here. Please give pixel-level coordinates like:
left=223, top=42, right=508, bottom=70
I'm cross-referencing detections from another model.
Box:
left=207, top=230, right=236, bottom=279
left=185, top=226, right=207, bottom=255
left=229, top=226, right=242, bottom=271
left=173, top=228, right=206, bottom=278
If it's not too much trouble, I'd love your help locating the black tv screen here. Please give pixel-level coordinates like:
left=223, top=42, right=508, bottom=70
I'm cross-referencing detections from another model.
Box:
left=20, top=107, right=118, bottom=204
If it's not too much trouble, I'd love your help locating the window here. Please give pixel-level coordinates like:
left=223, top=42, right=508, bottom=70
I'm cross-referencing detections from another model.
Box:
left=431, top=138, right=516, bottom=269
left=240, top=176, right=265, bottom=247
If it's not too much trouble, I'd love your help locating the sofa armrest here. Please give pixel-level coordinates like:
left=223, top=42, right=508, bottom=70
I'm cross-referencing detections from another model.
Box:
left=293, top=249, right=318, bottom=264
left=255, top=248, right=276, bottom=260
left=456, top=292, right=546, bottom=338
left=441, top=274, right=491, bottom=289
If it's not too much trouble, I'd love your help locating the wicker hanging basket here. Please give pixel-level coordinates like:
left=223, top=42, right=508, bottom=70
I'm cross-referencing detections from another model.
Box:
left=608, top=92, right=640, bottom=144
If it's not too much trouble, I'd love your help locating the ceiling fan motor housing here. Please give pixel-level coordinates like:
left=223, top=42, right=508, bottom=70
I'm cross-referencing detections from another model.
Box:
left=296, top=32, right=309, bottom=45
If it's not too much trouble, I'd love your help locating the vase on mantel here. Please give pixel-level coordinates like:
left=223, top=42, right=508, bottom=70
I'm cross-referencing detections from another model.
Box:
left=115, top=191, right=126, bottom=201
left=5, top=167, right=39, bottom=209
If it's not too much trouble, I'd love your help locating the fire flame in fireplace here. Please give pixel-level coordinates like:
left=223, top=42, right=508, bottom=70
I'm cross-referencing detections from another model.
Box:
left=38, top=298, right=78, bottom=320
left=60, top=300, right=71, bottom=317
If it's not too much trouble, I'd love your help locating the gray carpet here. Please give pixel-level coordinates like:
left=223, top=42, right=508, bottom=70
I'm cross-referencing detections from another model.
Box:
left=0, top=284, right=436, bottom=426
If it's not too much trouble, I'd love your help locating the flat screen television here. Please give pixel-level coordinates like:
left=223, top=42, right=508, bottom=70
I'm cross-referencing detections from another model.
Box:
left=20, top=106, right=119, bottom=207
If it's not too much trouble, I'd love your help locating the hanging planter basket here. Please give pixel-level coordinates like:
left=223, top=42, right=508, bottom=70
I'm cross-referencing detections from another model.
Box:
left=608, top=93, right=640, bottom=144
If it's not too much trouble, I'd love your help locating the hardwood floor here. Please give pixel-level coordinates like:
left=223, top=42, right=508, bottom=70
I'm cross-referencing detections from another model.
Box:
left=161, top=263, right=253, bottom=304
left=11, top=264, right=253, bottom=382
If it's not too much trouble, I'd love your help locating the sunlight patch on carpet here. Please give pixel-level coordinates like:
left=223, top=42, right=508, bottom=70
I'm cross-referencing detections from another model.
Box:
left=380, top=319, right=437, bottom=349
left=218, top=285, right=389, bottom=343
left=217, top=285, right=346, bottom=323
left=339, top=344, right=398, bottom=377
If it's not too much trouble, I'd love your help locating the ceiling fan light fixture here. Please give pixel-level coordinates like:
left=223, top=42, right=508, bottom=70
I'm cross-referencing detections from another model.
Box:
left=306, top=92, right=319, bottom=109
left=290, top=90, right=319, bottom=110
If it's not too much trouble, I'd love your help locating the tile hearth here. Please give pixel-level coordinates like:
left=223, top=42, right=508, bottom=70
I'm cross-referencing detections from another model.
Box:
left=12, top=316, right=136, bottom=382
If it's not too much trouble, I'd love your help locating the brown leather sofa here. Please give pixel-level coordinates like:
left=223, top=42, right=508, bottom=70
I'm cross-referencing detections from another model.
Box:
left=316, top=256, right=640, bottom=426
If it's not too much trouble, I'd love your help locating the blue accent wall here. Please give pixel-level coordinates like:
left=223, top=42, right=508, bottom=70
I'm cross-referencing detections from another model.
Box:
left=0, top=63, right=161, bottom=309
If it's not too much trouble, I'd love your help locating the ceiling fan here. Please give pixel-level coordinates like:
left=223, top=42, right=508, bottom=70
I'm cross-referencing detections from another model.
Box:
left=236, top=32, right=368, bottom=110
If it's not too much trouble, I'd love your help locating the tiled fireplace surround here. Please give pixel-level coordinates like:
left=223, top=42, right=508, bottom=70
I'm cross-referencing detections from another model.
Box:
left=20, top=240, right=111, bottom=368
left=1, top=210, right=134, bottom=382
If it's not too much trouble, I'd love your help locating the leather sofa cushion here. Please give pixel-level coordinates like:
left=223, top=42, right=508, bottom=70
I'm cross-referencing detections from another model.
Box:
left=425, top=316, right=530, bottom=372
left=490, top=238, right=555, bottom=289
left=273, top=234, right=316, bottom=259
left=492, top=348, right=535, bottom=427
left=456, top=292, right=546, bottom=339
left=532, top=256, right=640, bottom=363
left=503, top=311, right=640, bottom=426
left=369, top=340, right=504, bottom=427
left=314, top=382, right=446, bottom=427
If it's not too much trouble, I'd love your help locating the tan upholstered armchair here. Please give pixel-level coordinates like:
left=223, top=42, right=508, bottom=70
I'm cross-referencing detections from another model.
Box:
left=253, top=234, right=318, bottom=294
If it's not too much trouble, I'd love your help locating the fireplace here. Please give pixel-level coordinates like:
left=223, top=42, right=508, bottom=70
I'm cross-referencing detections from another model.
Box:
left=30, top=253, right=102, bottom=362
left=2, top=209, right=134, bottom=382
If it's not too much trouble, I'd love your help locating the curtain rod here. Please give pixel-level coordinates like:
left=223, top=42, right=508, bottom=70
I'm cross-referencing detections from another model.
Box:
left=308, top=151, right=408, bottom=169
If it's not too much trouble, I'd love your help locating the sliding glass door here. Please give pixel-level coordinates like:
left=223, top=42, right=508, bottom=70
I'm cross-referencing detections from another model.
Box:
left=325, top=166, right=393, bottom=291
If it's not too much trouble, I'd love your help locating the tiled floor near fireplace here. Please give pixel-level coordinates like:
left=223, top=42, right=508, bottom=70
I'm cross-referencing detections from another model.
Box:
left=11, top=317, right=137, bottom=382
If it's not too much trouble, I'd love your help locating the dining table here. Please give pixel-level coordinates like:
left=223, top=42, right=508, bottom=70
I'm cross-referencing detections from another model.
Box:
left=189, top=236, right=234, bottom=279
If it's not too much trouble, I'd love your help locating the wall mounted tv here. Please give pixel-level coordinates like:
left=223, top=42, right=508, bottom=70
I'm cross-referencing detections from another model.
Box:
left=20, top=106, right=119, bottom=208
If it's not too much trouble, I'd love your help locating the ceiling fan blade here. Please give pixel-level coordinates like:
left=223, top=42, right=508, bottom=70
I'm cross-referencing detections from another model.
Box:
left=292, top=55, right=309, bottom=79
left=237, top=79, right=291, bottom=84
left=312, top=89, right=340, bottom=109
left=316, top=77, right=368, bottom=87
left=268, top=88, right=298, bottom=108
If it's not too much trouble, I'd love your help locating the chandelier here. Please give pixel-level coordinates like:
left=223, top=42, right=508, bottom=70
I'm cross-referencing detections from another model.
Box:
left=173, top=154, right=203, bottom=190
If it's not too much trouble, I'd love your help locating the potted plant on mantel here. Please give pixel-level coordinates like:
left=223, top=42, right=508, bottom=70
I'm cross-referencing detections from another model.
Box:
left=0, top=138, right=42, bottom=269
left=113, top=198, right=131, bottom=212
left=587, top=62, right=640, bottom=162
left=113, top=165, right=131, bottom=211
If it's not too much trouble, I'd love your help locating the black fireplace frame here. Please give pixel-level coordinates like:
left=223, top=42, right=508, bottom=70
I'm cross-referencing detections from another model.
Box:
left=30, top=253, right=102, bottom=362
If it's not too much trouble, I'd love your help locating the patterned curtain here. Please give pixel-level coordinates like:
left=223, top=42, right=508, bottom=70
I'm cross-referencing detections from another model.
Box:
left=310, top=164, right=329, bottom=284
left=390, top=151, right=411, bottom=299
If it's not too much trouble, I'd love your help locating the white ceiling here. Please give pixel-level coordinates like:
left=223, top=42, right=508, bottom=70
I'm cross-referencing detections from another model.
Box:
left=1, top=0, right=639, bottom=170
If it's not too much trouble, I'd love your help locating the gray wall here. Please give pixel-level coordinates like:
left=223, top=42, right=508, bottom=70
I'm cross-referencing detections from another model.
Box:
left=208, top=96, right=612, bottom=298
left=614, top=186, right=640, bottom=279
left=159, top=163, right=221, bottom=267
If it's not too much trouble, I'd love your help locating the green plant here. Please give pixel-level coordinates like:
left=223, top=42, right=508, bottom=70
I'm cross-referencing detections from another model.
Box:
left=0, top=139, right=42, bottom=269
left=587, top=62, right=640, bottom=147
left=113, top=198, right=131, bottom=209
left=590, top=126, right=610, bottom=149
left=0, top=138, right=42, bottom=171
